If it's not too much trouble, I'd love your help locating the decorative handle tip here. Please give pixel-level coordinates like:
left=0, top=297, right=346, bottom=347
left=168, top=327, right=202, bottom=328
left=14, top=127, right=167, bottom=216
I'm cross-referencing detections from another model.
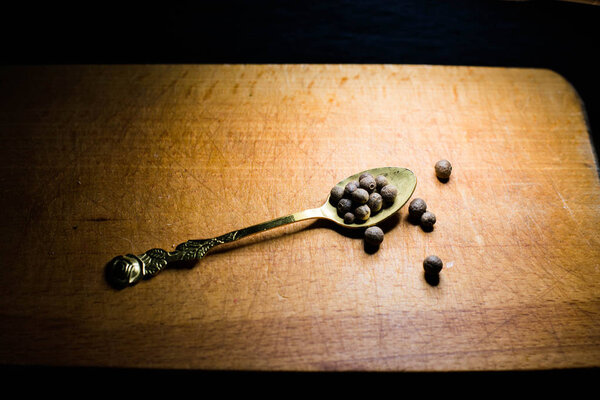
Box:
left=105, top=254, right=144, bottom=289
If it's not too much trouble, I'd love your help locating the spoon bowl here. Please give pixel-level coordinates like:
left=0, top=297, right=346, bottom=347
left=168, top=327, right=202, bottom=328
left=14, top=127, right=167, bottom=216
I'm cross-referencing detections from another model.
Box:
left=320, top=166, right=417, bottom=228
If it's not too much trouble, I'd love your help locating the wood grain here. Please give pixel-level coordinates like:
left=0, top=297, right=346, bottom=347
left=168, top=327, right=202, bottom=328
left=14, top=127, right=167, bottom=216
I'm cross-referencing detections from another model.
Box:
left=0, top=65, right=598, bottom=371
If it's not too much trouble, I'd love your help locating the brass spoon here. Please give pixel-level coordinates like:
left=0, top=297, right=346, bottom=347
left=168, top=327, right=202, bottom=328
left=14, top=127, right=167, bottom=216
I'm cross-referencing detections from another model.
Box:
left=106, top=166, right=416, bottom=289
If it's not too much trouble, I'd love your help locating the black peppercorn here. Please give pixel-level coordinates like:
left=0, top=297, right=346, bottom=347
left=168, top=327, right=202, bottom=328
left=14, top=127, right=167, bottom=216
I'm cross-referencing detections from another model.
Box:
left=420, top=211, right=436, bottom=231
left=364, top=226, right=384, bottom=246
left=359, top=175, right=377, bottom=193
left=355, top=204, right=371, bottom=221
left=367, top=192, right=383, bottom=213
left=435, top=159, right=452, bottom=180
left=375, top=175, right=388, bottom=191
left=423, top=255, right=443, bottom=275
left=344, top=212, right=355, bottom=224
left=337, top=198, right=353, bottom=216
left=344, top=181, right=359, bottom=197
left=352, top=188, right=369, bottom=205
left=380, top=184, right=398, bottom=206
left=329, top=185, right=345, bottom=206
left=408, top=198, right=427, bottom=219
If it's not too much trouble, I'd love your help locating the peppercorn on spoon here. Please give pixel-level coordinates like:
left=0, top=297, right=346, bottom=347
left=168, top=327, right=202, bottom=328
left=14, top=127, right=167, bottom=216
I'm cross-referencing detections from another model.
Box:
left=106, top=166, right=416, bottom=289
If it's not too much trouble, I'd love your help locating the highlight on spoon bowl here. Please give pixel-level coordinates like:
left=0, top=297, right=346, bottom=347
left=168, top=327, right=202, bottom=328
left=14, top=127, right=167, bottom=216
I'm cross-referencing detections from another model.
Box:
left=321, top=167, right=417, bottom=228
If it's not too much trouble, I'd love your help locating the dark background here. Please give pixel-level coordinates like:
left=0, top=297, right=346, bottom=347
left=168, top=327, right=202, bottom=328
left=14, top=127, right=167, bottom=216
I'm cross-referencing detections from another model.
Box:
left=1, top=0, right=598, bottom=383
left=2, top=0, right=599, bottom=157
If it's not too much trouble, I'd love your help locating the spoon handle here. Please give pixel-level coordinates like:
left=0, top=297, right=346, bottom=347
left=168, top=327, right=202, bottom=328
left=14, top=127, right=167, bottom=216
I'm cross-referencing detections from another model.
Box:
left=105, top=207, right=324, bottom=289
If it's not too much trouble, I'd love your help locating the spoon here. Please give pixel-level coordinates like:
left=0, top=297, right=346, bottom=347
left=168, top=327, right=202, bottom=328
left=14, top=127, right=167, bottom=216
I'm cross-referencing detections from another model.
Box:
left=106, top=166, right=416, bottom=289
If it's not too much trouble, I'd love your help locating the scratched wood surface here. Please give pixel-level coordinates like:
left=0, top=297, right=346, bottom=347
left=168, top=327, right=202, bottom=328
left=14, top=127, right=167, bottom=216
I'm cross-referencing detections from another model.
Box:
left=0, top=65, right=598, bottom=371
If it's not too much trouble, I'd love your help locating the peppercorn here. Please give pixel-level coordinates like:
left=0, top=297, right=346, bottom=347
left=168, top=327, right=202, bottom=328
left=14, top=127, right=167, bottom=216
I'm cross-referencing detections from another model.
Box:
left=329, top=185, right=345, bottom=206
left=337, top=198, right=353, bottom=216
left=420, top=211, right=436, bottom=231
left=408, top=198, right=427, bottom=219
left=354, top=204, right=371, bottom=221
left=367, top=192, right=382, bottom=213
left=435, top=159, right=452, bottom=180
left=375, top=175, right=388, bottom=191
left=352, top=188, right=369, bottom=205
left=343, top=212, right=355, bottom=224
left=344, top=181, right=359, bottom=197
left=359, top=172, right=374, bottom=181
left=364, top=226, right=384, bottom=246
left=380, top=184, right=398, bottom=206
left=359, top=175, right=377, bottom=193
left=423, top=255, right=443, bottom=275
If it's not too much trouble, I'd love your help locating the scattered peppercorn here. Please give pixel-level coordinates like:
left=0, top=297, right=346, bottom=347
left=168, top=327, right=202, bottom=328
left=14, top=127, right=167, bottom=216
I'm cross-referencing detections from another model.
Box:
left=435, top=159, right=452, bottom=180
left=352, top=188, right=369, bottom=205
left=344, top=212, right=355, bottom=224
left=380, top=184, right=398, bottom=206
left=329, top=185, right=345, bottom=206
left=420, top=211, right=436, bottom=231
left=332, top=171, right=446, bottom=277
left=364, top=226, right=384, bottom=246
left=408, top=198, right=427, bottom=219
left=337, top=198, right=353, bottom=216
left=375, top=175, right=388, bottom=191
left=367, top=192, right=383, bottom=213
left=355, top=204, right=371, bottom=221
left=423, top=255, right=443, bottom=275
left=359, top=175, right=377, bottom=193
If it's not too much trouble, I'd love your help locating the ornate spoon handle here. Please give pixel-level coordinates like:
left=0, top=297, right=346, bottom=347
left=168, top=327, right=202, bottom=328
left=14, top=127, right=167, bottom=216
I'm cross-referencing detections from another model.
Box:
left=106, top=208, right=323, bottom=289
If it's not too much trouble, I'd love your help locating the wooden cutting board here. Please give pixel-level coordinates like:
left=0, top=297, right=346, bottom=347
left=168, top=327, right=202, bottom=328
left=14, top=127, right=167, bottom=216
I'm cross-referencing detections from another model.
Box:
left=0, top=64, right=598, bottom=371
